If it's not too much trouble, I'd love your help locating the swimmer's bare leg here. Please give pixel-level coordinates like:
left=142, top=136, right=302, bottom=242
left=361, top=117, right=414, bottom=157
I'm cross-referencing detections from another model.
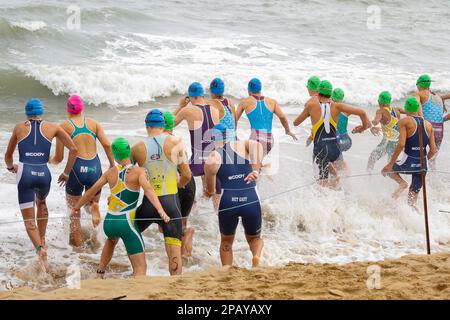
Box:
left=129, top=252, right=147, bottom=277
left=245, top=233, right=264, bottom=267
left=328, top=162, right=340, bottom=189
left=36, top=198, right=48, bottom=249
left=220, top=234, right=235, bottom=266
left=387, top=172, right=408, bottom=198
left=85, top=193, right=101, bottom=228
left=67, top=194, right=82, bottom=247
left=407, top=190, right=419, bottom=209
left=21, top=206, right=49, bottom=272
left=97, top=238, right=118, bottom=278
left=181, top=217, right=194, bottom=257
left=164, top=243, right=182, bottom=275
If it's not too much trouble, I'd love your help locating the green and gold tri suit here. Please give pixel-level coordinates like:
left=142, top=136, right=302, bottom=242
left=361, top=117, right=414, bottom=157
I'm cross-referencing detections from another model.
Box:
left=104, top=164, right=144, bottom=255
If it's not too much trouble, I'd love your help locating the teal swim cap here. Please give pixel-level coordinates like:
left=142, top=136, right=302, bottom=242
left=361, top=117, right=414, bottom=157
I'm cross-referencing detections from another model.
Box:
left=25, top=98, right=44, bottom=116
left=248, top=78, right=262, bottom=93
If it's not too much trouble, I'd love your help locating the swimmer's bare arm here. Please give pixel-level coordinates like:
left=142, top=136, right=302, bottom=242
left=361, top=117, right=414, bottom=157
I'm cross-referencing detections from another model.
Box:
left=174, top=97, right=190, bottom=117
left=370, top=109, right=383, bottom=136
left=96, top=121, right=114, bottom=168
left=204, top=151, right=221, bottom=197
left=49, top=123, right=69, bottom=165
left=336, top=103, right=371, bottom=133
left=444, top=114, right=450, bottom=122
left=171, top=137, right=191, bottom=188
left=54, top=125, right=78, bottom=186
left=4, top=125, right=18, bottom=172
left=138, top=169, right=170, bottom=223
left=245, top=140, right=263, bottom=183
left=131, top=142, right=146, bottom=166
left=426, top=122, right=437, bottom=161
left=293, top=102, right=310, bottom=127
left=228, top=98, right=237, bottom=124
left=74, top=174, right=108, bottom=210
left=273, top=100, right=297, bottom=140
left=174, top=106, right=190, bottom=127
left=235, top=99, right=248, bottom=128
left=382, top=120, right=407, bottom=175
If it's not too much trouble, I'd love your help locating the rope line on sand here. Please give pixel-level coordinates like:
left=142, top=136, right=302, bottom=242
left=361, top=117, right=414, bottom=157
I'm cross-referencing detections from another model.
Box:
left=0, top=170, right=449, bottom=225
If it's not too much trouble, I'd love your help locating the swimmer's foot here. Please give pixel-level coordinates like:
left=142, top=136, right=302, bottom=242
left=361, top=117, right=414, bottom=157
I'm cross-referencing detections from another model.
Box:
left=252, top=256, right=260, bottom=268
left=392, top=181, right=408, bottom=198
left=182, top=228, right=195, bottom=257
left=91, top=202, right=101, bottom=228
left=38, top=247, right=49, bottom=273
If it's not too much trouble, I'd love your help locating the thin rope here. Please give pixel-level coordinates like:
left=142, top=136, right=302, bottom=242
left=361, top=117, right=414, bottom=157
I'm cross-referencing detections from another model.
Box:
left=0, top=169, right=449, bottom=225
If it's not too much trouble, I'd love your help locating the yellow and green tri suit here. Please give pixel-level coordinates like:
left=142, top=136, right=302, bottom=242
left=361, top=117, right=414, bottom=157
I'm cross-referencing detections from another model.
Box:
left=136, top=134, right=182, bottom=247
left=312, top=102, right=341, bottom=180
left=103, top=164, right=144, bottom=255
left=367, top=106, right=399, bottom=171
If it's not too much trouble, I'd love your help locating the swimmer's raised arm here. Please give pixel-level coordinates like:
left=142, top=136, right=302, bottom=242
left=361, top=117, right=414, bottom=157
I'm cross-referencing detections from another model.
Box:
left=336, top=103, right=371, bottom=133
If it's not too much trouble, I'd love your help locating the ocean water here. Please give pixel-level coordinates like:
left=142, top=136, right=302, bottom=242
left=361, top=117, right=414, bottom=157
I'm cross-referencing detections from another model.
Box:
left=0, top=0, right=449, bottom=291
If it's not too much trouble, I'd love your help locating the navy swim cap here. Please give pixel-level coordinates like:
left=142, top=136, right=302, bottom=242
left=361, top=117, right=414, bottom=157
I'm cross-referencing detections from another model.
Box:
left=25, top=98, right=44, bottom=116
left=210, top=78, right=225, bottom=95
left=188, top=82, right=205, bottom=97
left=145, top=109, right=165, bottom=127
left=248, top=78, right=262, bottom=93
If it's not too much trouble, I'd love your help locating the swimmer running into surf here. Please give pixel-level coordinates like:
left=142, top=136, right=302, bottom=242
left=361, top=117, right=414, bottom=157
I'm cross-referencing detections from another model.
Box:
left=50, top=95, right=114, bottom=247
left=132, top=109, right=192, bottom=275
left=382, top=97, right=437, bottom=208
left=236, top=78, right=297, bottom=157
left=4, top=99, right=78, bottom=272
left=367, top=91, right=402, bottom=172
left=163, top=111, right=196, bottom=257
left=293, top=80, right=371, bottom=188
left=74, top=137, right=169, bottom=277
left=332, top=88, right=351, bottom=174
left=204, top=124, right=264, bottom=267
left=209, top=78, right=237, bottom=141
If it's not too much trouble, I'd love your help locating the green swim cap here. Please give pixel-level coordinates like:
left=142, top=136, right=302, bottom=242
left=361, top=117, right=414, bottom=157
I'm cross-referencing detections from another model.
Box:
left=163, top=111, right=175, bottom=131
left=378, top=91, right=392, bottom=106
left=404, top=96, right=420, bottom=113
left=416, top=74, right=432, bottom=88
left=318, top=80, right=333, bottom=96
left=331, top=88, right=344, bottom=102
left=307, top=76, right=321, bottom=91
left=112, top=137, right=131, bottom=161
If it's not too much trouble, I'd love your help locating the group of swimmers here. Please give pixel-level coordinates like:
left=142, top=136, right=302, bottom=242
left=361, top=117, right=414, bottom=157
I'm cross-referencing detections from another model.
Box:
left=3, top=74, right=449, bottom=277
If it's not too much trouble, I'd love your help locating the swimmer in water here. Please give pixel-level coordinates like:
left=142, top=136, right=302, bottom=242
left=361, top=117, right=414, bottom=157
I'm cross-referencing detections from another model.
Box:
left=50, top=95, right=115, bottom=247
left=209, top=78, right=237, bottom=141
left=382, top=97, right=437, bottom=208
left=367, top=91, right=402, bottom=172
left=163, top=111, right=196, bottom=257
left=204, top=124, right=264, bottom=267
left=73, top=137, right=169, bottom=277
left=4, top=98, right=78, bottom=272
left=293, top=80, right=371, bottom=188
left=236, top=78, right=297, bottom=157
left=132, top=109, right=192, bottom=275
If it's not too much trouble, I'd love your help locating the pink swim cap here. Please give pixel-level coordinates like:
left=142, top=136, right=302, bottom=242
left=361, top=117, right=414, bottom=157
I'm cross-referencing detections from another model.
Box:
left=67, top=95, right=84, bottom=114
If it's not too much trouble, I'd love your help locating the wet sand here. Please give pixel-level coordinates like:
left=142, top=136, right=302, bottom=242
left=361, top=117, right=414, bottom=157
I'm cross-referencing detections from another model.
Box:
left=1, top=252, right=449, bottom=300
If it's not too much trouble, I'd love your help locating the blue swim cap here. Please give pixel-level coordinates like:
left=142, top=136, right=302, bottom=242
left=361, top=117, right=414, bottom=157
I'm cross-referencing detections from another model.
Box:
left=248, top=78, right=262, bottom=93
left=212, top=123, right=228, bottom=142
left=25, top=98, right=44, bottom=116
left=188, top=82, right=205, bottom=97
left=145, top=109, right=165, bottom=127
left=210, top=78, right=224, bottom=95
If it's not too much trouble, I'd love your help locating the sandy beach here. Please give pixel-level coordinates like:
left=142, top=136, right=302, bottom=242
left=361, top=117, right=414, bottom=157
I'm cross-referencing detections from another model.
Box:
left=1, top=252, right=449, bottom=300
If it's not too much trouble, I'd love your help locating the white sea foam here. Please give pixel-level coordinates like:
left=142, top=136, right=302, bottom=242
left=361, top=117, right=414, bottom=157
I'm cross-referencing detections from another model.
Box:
left=15, top=33, right=450, bottom=107
left=10, top=21, right=47, bottom=32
